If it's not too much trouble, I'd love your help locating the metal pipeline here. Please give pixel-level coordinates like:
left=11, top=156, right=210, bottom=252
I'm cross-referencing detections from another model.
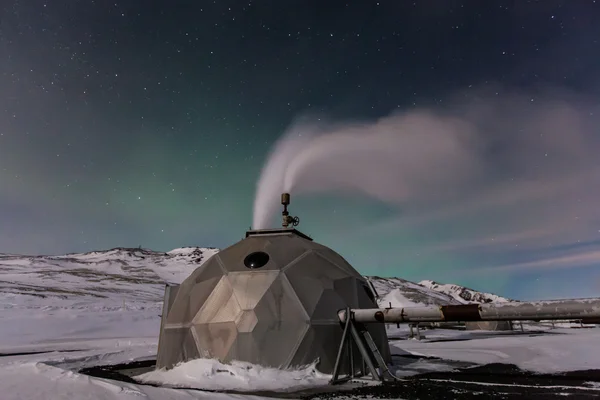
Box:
left=338, top=298, right=600, bottom=324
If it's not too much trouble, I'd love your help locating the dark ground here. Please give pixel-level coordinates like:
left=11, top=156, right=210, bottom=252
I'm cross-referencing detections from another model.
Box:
left=79, top=358, right=600, bottom=399
left=304, top=363, right=600, bottom=399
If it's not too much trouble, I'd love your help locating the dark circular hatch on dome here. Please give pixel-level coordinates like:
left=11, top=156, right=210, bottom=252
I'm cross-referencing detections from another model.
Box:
left=244, top=251, right=270, bottom=269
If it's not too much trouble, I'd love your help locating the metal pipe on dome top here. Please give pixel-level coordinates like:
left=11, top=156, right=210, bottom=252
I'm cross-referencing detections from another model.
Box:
left=338, top=298, right=600, bottom=324
left=281, top=192, right=300, bottom=228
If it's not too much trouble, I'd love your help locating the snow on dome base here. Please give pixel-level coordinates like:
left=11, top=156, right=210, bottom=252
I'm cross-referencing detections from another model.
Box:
left=138, top=358, right=331, bottom=392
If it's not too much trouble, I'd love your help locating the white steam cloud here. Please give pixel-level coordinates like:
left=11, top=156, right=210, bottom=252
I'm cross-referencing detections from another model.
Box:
left=252, top=86, right=600, bottom=274
left=253, top=111, right=481, bottom=229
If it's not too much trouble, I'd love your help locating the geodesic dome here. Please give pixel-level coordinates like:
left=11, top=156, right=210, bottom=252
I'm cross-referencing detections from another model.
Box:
left=156, top=228, right=390, bottom=374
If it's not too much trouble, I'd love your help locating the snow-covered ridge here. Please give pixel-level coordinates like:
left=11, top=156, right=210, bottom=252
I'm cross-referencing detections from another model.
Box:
left=0, top=246, right=219, bottom=301
left=366, top=276, right=513, bottom=308
left=418, top=279, right=515, bottom=304
left=367, top=276, right=462, bottom=308
left=1, top=246, right=511, bottom=307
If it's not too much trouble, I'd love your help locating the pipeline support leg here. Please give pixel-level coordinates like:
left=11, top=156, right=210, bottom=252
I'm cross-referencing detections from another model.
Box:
left=330, top=308, right=389, bottom=384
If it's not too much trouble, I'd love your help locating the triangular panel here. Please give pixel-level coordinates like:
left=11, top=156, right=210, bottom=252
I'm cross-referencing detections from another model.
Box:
left=165, top=259, right=224, bottom=325
left=226, top=332, right=261, bottom=363
left=333, top=276, right=359, bottom=306
left=193, top=277, right=242, bottom=324
left=228, top=271, right=279, bottom=310
left=192, top=321, right=238, bottom=360
left=235, top=310, right=258, bottom=332
left=310, top=289, right=348, bottom=322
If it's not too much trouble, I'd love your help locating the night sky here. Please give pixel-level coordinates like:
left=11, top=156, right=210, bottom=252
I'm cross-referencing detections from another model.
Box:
left=2, top=1, right=600, bottom=300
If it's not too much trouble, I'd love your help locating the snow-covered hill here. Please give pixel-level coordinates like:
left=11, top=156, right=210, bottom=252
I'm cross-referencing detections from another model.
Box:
left=418, top=279, right=515, bottom=304
left=1, top=247, right=599, bottom=400
left=0, top=246, right=219, bottom=301
left=0, top=246, right=512, bottom=310
left=0, top=247, right=522, bottom=346
left=367, top=276, right=463, bottom=307
left=366, top=276, right=513, bottom=308
left=0, top=247, right=218, bottom=347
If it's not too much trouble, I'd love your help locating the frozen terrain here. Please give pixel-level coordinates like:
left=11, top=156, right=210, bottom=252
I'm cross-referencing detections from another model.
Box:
left=418, top=279, right=515, bottom=304
left=368, top=276, right=463, bottom=307
left=0, top=247, right=599, bottom=399
left=391, top=326, right=600, bottom=374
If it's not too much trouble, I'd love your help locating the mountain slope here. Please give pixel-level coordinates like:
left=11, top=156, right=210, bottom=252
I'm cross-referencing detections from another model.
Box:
left=367, top=276, right=464, bottom=307
left=0, top=247, right=219, bottom=301
left=365, top=276, right=515, bottom=308
left=418, top=279, right=515, bottom=304
left=0, top=247, right=219, bottom=346
left=0, top=247, right=511, bottom=307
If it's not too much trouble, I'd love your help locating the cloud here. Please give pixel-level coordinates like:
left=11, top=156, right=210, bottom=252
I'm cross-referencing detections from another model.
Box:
left=253, top=109, right=484, bottom=228
left=254, top=86, right=600, bottom=278
left=471, top=248, right=600, bottom=275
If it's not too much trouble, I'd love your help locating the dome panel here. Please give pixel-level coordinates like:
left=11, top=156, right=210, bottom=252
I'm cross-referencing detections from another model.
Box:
left=253, top=274, right=308, bottom=323
left=333, top=276, right=359, bottom=306
left=226, top=332, right=261, bottom=363
left=261, top=235, right=310, bottom=268
left=310, top=289, right=348, bottom=322
left=287, top=325, right=319, bottom=368
left=284, top=251, right=353, bottom=319
left=228, top=271, right=279, bottom=310
left=217, top=237, right=278, bottom=272
left=284, top=251, right=351, bottom=281
left=192, top=321, right=237, bottom=360
left=193, top=277, right=242, bottom=324
left=356, top=279, right=378, bottom=308
left=250, top=320, right=310, bottom=368
left=165, top=259, right=223, bottom=325
left=290, top=324, right=351, bottom=373
left=156, top=327, right=199, bottom=368
left=312, top=248, right=362, bottom=277
left=283, top=275, right=324, bottom=318
left=235, top=310, right=258, bottom=333
left=191, top=256, right=225, bottom=283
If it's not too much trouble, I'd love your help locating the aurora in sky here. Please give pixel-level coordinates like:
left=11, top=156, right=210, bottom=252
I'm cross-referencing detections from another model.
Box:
left=1, top=1, right=600, bottom=300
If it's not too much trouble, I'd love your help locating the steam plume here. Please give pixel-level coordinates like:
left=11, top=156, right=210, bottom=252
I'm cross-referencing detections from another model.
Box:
left=252, top=87, right=600, bottom=256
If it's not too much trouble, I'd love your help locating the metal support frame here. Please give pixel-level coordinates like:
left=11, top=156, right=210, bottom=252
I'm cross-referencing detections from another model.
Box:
left=330, top=308, right=397, bottom=385
left=409, top=323, right=422, bottom=340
